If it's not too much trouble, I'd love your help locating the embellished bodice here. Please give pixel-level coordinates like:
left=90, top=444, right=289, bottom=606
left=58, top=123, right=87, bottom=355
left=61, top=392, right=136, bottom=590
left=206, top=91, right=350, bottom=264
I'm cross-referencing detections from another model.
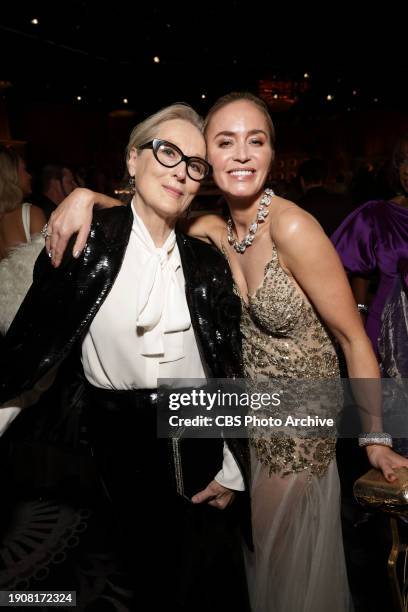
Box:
left=240, top=242, right=339, bottom=380
left=237, top=242, right=340, bottom=478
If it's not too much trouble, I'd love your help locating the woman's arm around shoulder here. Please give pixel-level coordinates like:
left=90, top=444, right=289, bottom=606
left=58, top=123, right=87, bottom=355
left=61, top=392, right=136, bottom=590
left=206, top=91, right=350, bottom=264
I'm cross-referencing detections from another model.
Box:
left=180, top=213, right=227, bottom=250
left=46, top=188, right=122, bottom=267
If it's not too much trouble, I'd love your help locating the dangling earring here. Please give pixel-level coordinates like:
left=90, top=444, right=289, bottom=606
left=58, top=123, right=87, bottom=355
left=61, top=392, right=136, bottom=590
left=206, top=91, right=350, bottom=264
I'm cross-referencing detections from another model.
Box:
left=128, top=176, right=136, bottom=194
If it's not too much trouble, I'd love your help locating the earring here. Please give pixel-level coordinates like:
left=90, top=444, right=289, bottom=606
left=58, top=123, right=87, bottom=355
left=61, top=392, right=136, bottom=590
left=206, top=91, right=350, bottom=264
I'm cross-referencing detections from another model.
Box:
left=129, top=176, right=136, bottom=194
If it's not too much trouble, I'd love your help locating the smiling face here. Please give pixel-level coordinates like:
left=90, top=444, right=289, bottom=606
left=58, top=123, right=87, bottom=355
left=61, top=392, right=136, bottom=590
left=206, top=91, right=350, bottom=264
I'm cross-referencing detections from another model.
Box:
left=205, top=99, right=274, bottom=202
left=127, top=118, right=206, bottom=221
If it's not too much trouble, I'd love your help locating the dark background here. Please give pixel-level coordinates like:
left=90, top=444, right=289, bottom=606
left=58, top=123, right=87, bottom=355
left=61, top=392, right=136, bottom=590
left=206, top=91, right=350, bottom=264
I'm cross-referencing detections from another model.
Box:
left=1, top=2, right=407, bottom=186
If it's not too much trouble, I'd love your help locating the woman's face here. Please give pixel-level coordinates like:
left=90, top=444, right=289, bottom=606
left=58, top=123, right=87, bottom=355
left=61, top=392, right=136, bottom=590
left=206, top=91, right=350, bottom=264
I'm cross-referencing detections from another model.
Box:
left=205, top=100, right=274, bottom=201
left=18, top=157, right=32, bottom=197
left=128, top=119, right=206, bottom=220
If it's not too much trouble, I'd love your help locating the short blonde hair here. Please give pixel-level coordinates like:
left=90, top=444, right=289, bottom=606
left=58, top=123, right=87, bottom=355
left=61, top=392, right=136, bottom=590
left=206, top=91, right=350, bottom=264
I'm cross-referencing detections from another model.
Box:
left=126, top=103, right=204, bottom=162
left=0, top=145, right=23, bottom=214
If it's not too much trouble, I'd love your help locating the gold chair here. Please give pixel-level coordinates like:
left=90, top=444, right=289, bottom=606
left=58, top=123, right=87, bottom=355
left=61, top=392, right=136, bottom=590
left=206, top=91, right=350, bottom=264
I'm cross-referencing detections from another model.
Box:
left=354, top=468, right=408, bottom=612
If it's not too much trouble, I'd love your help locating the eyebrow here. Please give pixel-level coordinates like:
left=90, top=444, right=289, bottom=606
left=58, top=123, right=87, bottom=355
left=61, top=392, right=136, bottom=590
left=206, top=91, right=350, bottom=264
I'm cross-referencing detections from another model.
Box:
left=214, top=129, right=268, bottom=138
left=159, top=139, right=206, bottom=159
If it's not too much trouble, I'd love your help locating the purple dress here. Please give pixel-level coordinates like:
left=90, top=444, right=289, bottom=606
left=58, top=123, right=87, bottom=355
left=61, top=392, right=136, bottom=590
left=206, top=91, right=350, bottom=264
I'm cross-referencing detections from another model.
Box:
left=331, top=200, right=408, bottom=357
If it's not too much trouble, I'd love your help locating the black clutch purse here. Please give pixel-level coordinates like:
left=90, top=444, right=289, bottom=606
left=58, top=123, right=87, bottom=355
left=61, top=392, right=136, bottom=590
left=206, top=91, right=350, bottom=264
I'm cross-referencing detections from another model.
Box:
left=169, top=433, right=224, bottom=501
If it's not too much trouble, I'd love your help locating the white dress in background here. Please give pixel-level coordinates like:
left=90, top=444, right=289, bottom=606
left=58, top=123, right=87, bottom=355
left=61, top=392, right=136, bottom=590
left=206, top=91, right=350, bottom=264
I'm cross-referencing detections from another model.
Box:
left=0, top=203, right=44, bottom=334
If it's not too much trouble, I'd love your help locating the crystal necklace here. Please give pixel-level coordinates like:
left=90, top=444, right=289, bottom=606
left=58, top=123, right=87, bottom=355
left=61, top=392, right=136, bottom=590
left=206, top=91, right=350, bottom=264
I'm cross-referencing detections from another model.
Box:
left=227, top=188, right=274, bottom=254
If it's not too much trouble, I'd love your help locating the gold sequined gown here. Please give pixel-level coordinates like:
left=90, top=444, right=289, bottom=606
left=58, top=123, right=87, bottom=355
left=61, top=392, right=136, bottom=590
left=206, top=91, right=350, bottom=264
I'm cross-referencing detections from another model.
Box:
left=239, top=243, right=352, bottom=612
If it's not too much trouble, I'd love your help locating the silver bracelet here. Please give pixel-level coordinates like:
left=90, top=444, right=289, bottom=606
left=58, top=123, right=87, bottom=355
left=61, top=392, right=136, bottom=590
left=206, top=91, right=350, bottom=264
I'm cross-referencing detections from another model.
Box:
left=358, top=432, right=393, bottom=448
left=357, top=303, right=369, bottom=314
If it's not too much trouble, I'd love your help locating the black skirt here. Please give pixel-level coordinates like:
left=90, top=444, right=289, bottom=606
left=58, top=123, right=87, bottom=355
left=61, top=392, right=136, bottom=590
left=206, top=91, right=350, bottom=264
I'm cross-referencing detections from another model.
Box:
left=85, top=383, right=251, bottom=612
left=0, top=380, right=250, bottom=611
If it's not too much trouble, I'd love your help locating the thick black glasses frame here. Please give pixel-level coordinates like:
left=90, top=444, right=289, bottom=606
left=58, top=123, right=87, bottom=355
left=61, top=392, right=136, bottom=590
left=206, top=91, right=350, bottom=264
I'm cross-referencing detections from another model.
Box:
left=138, top=138, right=211, bottom=181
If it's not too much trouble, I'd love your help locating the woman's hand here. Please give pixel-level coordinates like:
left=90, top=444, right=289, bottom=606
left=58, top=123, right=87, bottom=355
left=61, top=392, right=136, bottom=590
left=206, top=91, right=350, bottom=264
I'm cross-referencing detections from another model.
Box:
left=45, top=188, right=122, bottom=267
left=191, top=479, right=235, bottom=509
left=45, top=188, right=95, bottom=267
left=365, top=444, right=408, bottom=482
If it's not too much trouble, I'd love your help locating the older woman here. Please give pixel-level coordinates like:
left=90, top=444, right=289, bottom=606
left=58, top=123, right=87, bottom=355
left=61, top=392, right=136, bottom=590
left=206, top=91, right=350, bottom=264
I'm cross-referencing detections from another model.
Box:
left=0, top=104, right=250, bottom=612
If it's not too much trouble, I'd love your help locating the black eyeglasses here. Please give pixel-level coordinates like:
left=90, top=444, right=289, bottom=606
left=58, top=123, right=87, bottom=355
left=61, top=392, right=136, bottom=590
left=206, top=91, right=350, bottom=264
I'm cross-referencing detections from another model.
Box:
left=138, top=138, right=211, bottom=182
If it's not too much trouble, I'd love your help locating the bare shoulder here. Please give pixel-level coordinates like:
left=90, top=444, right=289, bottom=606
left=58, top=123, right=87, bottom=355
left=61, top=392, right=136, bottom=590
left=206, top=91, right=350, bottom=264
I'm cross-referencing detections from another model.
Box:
left=270, top=196, right=323, bottom=245
left=181, top=213, right=227, bottom=247
left=29, top=205, right=47, bottom=232
left=30, top=204, right=47, bottom=221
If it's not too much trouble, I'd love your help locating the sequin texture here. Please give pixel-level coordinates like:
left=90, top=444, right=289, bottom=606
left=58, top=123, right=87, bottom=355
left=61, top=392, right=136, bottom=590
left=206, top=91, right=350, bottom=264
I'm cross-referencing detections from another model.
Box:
left=239, top=242, right=340, bottom=478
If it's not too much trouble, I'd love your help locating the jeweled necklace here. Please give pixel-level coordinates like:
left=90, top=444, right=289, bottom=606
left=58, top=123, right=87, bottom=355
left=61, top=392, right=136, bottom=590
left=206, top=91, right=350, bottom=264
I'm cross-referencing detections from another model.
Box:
left=227, top=188, right=274, bottom=254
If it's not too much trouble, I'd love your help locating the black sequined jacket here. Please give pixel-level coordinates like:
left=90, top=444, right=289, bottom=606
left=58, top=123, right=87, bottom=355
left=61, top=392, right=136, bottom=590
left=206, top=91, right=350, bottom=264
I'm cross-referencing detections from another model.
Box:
left=0, top=204, right=251, bottom=539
